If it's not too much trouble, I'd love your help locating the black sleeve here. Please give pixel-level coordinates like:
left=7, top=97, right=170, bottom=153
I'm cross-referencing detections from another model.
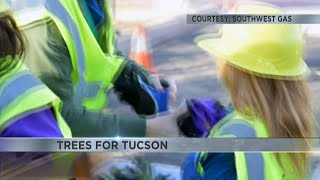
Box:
left=115, top=49, right=151, bottom=82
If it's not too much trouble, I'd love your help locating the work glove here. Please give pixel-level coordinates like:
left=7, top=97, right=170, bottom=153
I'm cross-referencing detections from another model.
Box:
left=148, top=73, right=177, bottom=102
left=113, top=60, right=176, bottom=116
left=176, top=98, right=232, bottom=137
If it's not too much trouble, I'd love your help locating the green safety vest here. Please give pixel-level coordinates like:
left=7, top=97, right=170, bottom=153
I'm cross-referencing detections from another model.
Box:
left=196, top=111, right=296, bottom=180
left=45, top=0, right=125, bottom=110
left=0, top=57, right=72, bottom=138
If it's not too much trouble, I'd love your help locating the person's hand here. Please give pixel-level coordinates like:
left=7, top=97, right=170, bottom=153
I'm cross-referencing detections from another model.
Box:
left=146, top=112, right=180, bottom=137
left=174, top=101, right=191, bottom=137
left=148, top=74, right=177, bottom=102
left=175, top=100, right=190, bottom=124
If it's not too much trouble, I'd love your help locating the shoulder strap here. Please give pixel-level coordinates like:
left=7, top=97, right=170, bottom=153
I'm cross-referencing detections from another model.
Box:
left=218, top=118, right=256, bottom=137
left=200, top=116, right=265, bottom=180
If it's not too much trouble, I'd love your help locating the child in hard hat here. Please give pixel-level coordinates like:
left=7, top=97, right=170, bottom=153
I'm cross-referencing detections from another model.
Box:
left=178, top=2, right=316, bottom=180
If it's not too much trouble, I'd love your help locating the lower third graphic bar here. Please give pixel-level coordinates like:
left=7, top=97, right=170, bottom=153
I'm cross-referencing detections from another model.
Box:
left=0, top=138, right=319, bottom=152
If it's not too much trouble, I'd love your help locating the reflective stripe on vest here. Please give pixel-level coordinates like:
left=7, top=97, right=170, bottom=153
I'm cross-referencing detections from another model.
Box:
left=0, top=71, right=45, bottom=110
left=197, top=119, right=265, bottom=180
left=0, top=61, right=72, bottom=138
left=0, top=70, right=47, bottom=133
left=46, top=0, right=124, bottom=110
left=45, top=0, right=94, bottom=106
left=220, top=122, right=265, bottom=180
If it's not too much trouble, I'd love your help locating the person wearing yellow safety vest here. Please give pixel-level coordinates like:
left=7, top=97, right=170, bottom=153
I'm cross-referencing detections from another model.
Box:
left=178, top=2, right=316, bottom=180
left=0, top=2, right=74, bottom=178
left=0, top=0, right=71, bottom=138
left=21, top=0, right=179, bottom=137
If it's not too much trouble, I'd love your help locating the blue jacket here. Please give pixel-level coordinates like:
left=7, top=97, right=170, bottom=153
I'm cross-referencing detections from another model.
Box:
left=182, top=153, right=237, bottom=180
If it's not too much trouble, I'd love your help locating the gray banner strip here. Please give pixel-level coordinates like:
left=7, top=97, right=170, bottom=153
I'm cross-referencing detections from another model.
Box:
left=187, top=14, right=320, bottom=24
left=0, top=138, right=319, bottom=152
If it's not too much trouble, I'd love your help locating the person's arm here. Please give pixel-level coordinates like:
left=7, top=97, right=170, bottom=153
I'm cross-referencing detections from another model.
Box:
left=113, top=51, right=177, bottom=116
left=114, top=50, right=177, bottom=103
left=37, top=45, right=146, bottom=137
left=61, top=98, right=146, bottom=137
left=202, top=153, right=237, bottom=180
left=23, top=20, right=181, bottom=138
left=181, top=153, right=236, bottom=180
left=22, top=20, right=146, bottom=137
left=1, top=108, right=63, bottom=137
left=116, top=50, right=150, bottom=81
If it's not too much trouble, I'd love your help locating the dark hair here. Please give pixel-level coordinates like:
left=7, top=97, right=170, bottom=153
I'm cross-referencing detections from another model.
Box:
left=0, top=12, right=25, bottom=76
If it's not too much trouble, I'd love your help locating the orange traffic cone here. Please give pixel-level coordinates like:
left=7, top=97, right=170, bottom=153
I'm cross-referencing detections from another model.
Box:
left=129, top=24, right=158, bottom=73
left=224, top=0, right=237, bottom=12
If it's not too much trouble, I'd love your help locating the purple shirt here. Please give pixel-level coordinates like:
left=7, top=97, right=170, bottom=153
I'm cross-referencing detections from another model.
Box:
left=1, top=108, right=63, bottom=137
left=0, top=109, right=63, bottom=174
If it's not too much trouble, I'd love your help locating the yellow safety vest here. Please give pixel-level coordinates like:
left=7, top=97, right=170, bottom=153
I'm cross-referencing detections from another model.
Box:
left=45, top=0, right=125, bottom=110
left=0, top=56, right=72, bottom=137
left=196, top=111, right=296, bottom=180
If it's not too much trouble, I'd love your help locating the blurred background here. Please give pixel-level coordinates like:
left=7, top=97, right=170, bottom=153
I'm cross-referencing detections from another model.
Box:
left=113, top=1, right=320, bottom=179
left=4, top=0, right=320, bottom=179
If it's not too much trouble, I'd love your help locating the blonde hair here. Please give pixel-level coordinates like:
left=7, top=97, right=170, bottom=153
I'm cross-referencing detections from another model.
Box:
left=217, top=60, right=315, bottom=179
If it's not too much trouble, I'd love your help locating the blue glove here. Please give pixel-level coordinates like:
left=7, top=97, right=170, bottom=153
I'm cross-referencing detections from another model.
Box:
left=137, top=75, right=169, bottom=113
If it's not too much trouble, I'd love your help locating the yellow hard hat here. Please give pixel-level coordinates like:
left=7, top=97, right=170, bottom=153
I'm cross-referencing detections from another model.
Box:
left=195, top=3, right=309, bottom=79
left=0, top=0, right=10, bottom=13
